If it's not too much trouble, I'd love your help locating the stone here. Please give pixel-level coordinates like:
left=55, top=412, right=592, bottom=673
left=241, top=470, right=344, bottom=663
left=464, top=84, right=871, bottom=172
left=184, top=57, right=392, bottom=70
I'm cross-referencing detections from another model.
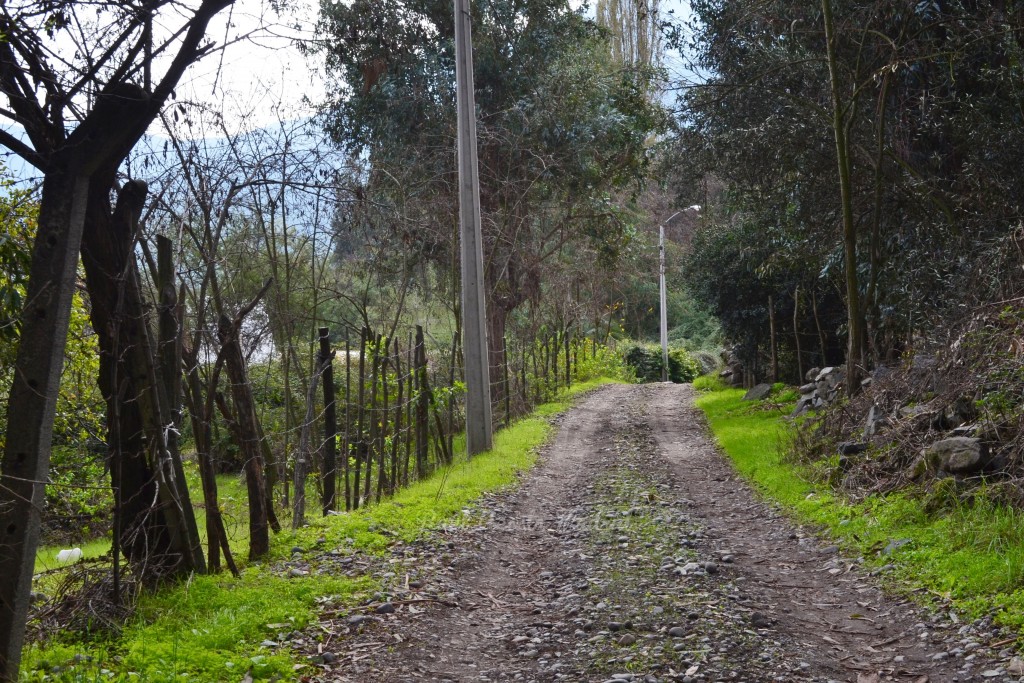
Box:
left=667, top=626, right=687, bottom=637
left=742, top=383, right=773, bottom=401
left=814, top=366, right=837, bottom=382
left=923, top=437, right=988, bottom=474
left=947, top=395, right=977, bottom=426
left=798, top=382, right=816, bottom=394
left=899, top=405, right=936, bottom=430
left=288, top=567, right=308, bottom=578
left=910, top=353, right=936, bottom=374
left=729, top=364, right=744, bottom=386
left=863, top=404, right=886, bottom=440
left=1007, top=656, right=1024, bottom=675
left=882, top=538, right=912, bottom=555
left=951, top=424, right=977, bottom=437
left=909, top=457, right=928, bottom=480
left=791, top=396, right=814, bottom=417
left=805, top=367, right=821, bottom=382
left=617, top=634, right=637, bottom=646
left=347, top=614, right=369, bottom=626
left=375, top=602, right=396, bottom=614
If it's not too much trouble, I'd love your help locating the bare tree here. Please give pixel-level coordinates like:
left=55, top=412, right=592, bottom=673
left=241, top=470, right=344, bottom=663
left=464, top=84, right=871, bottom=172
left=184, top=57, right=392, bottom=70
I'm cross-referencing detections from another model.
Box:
left=0, top=1, right=239, bottom=677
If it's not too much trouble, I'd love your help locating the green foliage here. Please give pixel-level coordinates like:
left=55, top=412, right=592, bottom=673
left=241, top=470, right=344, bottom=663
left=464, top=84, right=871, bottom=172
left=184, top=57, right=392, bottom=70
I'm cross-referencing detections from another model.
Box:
left=0, top=169, right=34, bottom=344
left=696, top=384, right=1024, bottom=635
left=669, top=0, right=1024, bottom=377
left=316, top=0, right=668, bottom=341
left=622, top=343, right=700, bottom=383
left=573, top=343, right=632, bottom=384
left=0, top=170, right=106, bottom=539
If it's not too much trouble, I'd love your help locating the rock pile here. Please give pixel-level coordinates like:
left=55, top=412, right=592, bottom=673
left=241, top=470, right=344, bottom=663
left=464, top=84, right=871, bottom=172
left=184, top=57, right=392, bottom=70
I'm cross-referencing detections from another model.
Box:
left=804, top=351, right=1013, bottom=482
left=792, top=366, right=845, bottom=417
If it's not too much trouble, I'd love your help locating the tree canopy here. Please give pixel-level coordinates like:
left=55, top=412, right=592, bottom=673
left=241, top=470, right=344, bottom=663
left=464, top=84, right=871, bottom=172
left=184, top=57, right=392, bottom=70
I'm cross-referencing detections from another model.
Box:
left=669, top=0, right=1024, bottom=382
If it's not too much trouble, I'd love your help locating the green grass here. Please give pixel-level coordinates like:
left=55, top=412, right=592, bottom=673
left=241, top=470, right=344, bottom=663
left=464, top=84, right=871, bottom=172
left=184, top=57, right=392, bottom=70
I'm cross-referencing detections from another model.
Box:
left=21, top=376, right=620, bottom=682
left=694, top=382, right=1024, bottom=633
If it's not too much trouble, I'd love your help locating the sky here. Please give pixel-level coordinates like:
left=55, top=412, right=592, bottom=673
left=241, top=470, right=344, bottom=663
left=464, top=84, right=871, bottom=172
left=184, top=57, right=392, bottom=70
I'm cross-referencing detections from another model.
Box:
left=169, top=0, right=328, bottom=133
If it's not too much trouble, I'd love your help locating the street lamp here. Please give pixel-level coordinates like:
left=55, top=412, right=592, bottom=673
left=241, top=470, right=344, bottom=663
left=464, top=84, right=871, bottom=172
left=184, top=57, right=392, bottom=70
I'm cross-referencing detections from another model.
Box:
left=659, top=207, right=700, bottom=382
left=659, top=211, right=681, bottom=382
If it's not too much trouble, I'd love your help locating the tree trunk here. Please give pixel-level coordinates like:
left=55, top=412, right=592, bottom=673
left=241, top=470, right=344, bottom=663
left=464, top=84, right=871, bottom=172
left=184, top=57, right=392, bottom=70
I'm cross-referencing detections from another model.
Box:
left=344, top=335, right=352, bottom=511
left=414, top=325, right=430, bottom=479
left=182, top=347, right=237, bottom=577
left=353, top=328, right=367, bottom=509
left=318, top=328, right=338, bottom=515
left=792, top=286, right=803, bottom=384
left=865, top=73, right=891, bottom=365
left=821, top=0, right=866, bottom=393
left=812, top=289, right=828, bottom=367
left=81, top=181, right=205, bottom=578
left=375, top=346, right=389, bottom=501
left=217, top=295, right=275, bottom=560
left=768, top=295, right=778, bottom=383
left=390, top=338, right=404, bottom=496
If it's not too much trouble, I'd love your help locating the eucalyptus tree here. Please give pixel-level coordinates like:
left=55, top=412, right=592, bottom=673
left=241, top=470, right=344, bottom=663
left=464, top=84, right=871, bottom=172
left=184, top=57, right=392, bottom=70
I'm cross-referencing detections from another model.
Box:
left=596, top=0, right=664, bottom=72
left=0, top=0, right=239, bottom=676
left=313, top=0, right=667, bottom=390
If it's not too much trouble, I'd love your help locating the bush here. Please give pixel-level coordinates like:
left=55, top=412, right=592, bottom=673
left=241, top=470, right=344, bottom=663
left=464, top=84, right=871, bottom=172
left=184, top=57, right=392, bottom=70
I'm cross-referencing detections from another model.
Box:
left=623, top=343, right=701, bottom=383
left=574, top=343, right=633, bottom=383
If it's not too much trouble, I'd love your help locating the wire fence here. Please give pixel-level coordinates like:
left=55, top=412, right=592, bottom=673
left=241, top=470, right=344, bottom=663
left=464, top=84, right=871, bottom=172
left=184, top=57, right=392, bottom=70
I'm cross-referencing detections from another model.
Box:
left=304, top=322, right=608, bottom=513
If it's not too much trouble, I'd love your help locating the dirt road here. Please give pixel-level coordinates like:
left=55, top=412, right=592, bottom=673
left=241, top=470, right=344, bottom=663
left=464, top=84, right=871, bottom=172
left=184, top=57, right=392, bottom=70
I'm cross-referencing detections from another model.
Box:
left=314, top=384, right=1019, bottom=682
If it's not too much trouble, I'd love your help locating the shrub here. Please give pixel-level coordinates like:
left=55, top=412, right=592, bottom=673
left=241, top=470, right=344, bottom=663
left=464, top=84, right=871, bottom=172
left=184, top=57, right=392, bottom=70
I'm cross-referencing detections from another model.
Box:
left=622, top=343, right=701, bottom=383
left=574, top=343, right=632, bottom=383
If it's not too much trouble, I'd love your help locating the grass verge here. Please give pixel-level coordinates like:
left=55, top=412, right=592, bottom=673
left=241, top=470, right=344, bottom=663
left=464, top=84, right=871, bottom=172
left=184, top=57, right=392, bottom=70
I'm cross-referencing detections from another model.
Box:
left=693, top=378, right=1024, bottom=635
left=21, top=377, right=620, bottom=682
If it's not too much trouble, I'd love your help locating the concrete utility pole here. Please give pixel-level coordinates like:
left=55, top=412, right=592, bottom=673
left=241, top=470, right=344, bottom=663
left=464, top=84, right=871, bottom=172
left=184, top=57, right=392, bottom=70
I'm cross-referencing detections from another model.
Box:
left=454, top=0, right=493, bottom=455
left=659, top=210, right=682, bottom=382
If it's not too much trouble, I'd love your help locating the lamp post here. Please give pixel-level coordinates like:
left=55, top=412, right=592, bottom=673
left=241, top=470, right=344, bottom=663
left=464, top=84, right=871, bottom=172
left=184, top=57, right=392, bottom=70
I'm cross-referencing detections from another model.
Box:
left=659, top=210, right=682, bottom=382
